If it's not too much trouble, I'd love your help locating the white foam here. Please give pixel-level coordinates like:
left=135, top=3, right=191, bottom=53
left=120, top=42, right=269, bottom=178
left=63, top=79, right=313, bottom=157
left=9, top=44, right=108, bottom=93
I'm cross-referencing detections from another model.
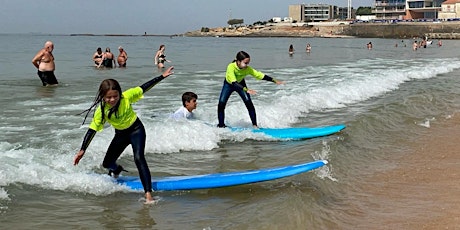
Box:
left=0, top=188, right=9, bottom=200
left=2, top=56, right=460, bottom=195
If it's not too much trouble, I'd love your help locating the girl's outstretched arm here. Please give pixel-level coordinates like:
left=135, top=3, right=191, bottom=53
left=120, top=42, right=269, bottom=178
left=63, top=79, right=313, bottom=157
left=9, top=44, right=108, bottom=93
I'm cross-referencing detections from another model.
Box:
left=140, top=66, right=174, bottom=92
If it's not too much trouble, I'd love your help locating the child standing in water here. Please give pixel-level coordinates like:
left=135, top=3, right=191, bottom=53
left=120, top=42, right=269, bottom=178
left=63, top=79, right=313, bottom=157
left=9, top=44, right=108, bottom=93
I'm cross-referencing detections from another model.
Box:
left=217, top=51, right=284, bottom=128
left=73, top=66, right=174, bottom=204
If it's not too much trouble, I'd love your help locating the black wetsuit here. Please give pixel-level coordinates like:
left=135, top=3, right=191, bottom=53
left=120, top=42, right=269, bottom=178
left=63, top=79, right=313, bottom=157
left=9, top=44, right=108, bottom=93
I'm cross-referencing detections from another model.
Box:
left=79, top=74, right=166, bottom=194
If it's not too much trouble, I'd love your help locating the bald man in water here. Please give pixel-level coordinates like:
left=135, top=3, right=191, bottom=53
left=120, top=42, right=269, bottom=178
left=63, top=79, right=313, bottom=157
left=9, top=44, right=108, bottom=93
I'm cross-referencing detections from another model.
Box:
left=32, top=41, right=58, bottom=86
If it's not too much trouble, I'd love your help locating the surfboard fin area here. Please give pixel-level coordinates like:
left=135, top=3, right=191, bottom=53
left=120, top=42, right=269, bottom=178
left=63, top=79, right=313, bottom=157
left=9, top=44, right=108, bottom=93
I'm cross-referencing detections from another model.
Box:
left=117, top=160, right=328, bottom=191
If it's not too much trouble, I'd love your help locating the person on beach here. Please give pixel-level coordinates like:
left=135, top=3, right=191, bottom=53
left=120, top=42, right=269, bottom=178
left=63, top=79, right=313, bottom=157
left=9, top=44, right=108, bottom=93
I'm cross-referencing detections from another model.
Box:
left=170, top=92, right=198, bottom=120
left=73, top=66, right=175, bottom=204
left=117, top=46, right=128, bottom=67
left=217, top=51, right=284, bottom=128
left=103, top=47, right=116, bottom=68
left=32, top=40, right=58, bottom=86
left=92, top=47, right=104, bottom=68
left=154, top=44, right=171, bottom=70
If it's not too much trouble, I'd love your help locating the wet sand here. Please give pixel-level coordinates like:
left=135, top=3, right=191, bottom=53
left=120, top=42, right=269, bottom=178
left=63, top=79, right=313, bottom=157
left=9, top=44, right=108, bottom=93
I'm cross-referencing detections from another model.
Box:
left=356, top=115, right=460, bottom=229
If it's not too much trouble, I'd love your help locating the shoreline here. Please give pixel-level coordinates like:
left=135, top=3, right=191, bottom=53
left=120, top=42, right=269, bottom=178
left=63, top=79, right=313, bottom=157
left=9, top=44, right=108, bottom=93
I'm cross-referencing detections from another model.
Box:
left=184, top=22, right=460, bottom=39
left=355, top=114, right=460, bottom=229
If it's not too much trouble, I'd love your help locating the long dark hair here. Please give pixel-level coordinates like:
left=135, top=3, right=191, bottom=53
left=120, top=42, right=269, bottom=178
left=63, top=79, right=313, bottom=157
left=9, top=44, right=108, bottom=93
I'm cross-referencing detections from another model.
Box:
left=78, top=79, right=122, bottom=126
left=233, top=51, right=250, bottom=63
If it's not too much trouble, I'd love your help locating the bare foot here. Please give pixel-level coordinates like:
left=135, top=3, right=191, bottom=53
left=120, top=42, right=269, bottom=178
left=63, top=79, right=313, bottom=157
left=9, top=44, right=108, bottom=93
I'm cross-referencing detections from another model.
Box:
left=143, top=199, right=158, bottom=205
left=143, top=192, right=158, bottom=205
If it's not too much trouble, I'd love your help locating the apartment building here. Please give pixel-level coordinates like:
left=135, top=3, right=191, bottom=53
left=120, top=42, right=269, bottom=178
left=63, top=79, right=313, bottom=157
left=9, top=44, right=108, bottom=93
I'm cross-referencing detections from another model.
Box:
left=289, top=4, right=341, bottom=22
left=373, top=0, right=406, bottom=19
left=373, top=0, right=443, bottom=19
left=438, top=0, right=460, bottom=19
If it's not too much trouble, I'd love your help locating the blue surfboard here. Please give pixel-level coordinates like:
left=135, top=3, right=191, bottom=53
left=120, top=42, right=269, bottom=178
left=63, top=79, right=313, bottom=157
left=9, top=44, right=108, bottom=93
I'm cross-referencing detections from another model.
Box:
left=231, top=124, right=345, bottom=139
left=117, top=160, right=328, bottom=191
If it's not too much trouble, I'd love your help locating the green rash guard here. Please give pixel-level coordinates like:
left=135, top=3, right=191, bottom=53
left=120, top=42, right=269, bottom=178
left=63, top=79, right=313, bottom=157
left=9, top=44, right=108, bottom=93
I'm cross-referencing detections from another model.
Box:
left=225, top=62, right=265, bottom=84
left=89, top=87, right=144, bottom=132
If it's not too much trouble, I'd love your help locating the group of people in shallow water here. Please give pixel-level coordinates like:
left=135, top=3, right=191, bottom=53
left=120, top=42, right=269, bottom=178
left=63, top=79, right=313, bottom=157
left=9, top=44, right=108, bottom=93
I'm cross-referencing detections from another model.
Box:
left=92, top=44, right=171, bottom=70
left=32, top=40, right=285, bottom=204
left=93, top=46, right=128, bottom=68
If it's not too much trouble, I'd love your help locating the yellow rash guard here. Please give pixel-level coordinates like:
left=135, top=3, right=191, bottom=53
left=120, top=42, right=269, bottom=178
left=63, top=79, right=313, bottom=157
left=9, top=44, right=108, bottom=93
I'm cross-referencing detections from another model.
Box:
left=225, top=62, right=265, bottom=84
left=89, top=87, right=144, bottom=131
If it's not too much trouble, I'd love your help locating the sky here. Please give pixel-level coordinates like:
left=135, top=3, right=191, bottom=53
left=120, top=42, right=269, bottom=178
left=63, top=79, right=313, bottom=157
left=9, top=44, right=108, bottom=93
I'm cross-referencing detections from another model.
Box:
left=1, top=0, right=373, bottom=35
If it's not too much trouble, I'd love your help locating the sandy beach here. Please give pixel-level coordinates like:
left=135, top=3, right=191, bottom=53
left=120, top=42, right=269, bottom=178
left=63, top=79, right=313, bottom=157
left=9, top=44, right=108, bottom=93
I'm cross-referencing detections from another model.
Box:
left=355, top=115, right=460, bottom=229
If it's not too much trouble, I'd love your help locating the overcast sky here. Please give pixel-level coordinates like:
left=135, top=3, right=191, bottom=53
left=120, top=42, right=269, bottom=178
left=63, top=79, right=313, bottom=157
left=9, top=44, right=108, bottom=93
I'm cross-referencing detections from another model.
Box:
left=1, top=0, right=373, bottom=35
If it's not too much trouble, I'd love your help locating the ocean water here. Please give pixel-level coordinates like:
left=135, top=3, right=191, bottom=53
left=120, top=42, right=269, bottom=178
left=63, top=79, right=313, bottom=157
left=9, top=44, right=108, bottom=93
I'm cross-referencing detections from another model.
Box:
left=1, top=34, right=460, bottom=229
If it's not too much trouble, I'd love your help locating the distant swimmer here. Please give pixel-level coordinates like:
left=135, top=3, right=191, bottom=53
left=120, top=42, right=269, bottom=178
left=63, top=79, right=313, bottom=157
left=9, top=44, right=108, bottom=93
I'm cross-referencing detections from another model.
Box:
left=154, top=44, right=171, bottom=70
left=117, top=46, right=128, bottom=67
left=367, top=42, right=373, bottom=49
left=92, top=47, right=104, bottom=68
left=306, top=43, right=311, bottom=53
left=32, top=41, right=58, bottom=86
left=103, top=47, right=116, bottom=68
left=413, top=41, right=418, bottom=51
left=288, top=44, right=295, bottom=55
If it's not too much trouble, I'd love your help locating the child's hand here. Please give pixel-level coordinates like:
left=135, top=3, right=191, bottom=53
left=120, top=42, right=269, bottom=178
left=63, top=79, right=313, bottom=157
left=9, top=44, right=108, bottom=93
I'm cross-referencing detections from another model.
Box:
left=162, top=66, right=174, bottom=77
left=275, top=80, right=285, bottom=85
left=73, top=150, right=85, bottom=165
left=247, top=89, right=257, bottom=95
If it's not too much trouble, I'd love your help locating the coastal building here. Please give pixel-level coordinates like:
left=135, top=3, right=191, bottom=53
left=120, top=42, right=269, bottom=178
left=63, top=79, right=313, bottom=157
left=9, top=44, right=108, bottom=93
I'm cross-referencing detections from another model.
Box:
left=289, top=0, right=457, bottom=22
left=438, top=0, right=460, bottom=19
left=405, top=0, right=443, bottom=19
left=338, top=7, right=355, bottom=19
left=289, top=4, right=352, bottom=22
left=284, top=17, right=293, bottom=22
left=289, top=5, right=303, bottom=22
left=373, top=0, right=406, bottom=19
left=373, top=0, right=443, bottom=20
left=272, top=17, right=282, bottom=23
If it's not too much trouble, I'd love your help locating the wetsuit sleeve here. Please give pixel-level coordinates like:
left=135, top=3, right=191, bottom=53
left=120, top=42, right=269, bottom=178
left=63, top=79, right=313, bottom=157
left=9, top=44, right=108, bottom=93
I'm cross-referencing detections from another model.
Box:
left=262, top=75, right=277, bottom=83
left=80, top=128, right=96, bottom=151
left=140, top=75, right=165, bottom=93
